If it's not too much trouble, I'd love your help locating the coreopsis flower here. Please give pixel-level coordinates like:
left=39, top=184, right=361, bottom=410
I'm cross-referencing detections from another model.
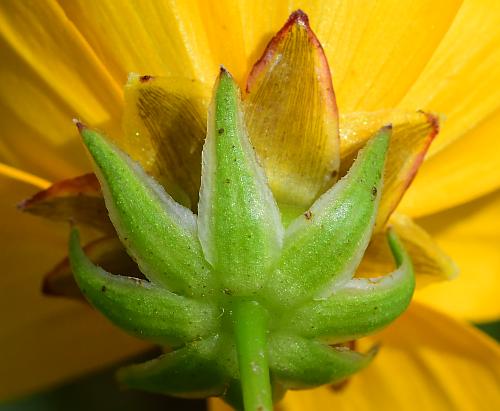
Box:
left=0, top=1, right=499, bottom=410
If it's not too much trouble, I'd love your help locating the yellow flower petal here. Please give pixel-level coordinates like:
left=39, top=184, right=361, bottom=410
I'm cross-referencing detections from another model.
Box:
left=211, top=303, right=500, bottom=411
left=0, top=170, right=149, bottom=400
left=59, top=0, right=224, bottom=84
left=43, top=235, right=139, bottom=300
left=245, top=10, right=340, bottom=211
left=236, top=1, right=290, bottom=70
left=2, top=3, right=499, bottom=405
left=0, top=0, right=121, bottom=180
left=399, top=0, right=500, bottom=157
left=339, top=110, right=438, bottom=230
left=19, top=173, right=113, bottom=233
left=122, top=74, right=209, bottom=208
left=415, top=189, right=500, bottom=322
left=357, top=213, right=458, bottom=285
left=399, top=109, right=500, bottom=217
left=302, top=0, right=461, bottom=112
left=194, top=2, right=248, bottom=82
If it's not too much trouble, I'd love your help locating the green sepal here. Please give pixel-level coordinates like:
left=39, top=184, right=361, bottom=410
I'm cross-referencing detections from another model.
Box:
left=69, top=229, right=218, bottom=346
left=268, top=334, right=377, bottom=389
left=281, top=229, right=415, bottom=343
left=198, top=69, right=283, bottom=295
left=67, top=58, right=419, bottom=409
left=263, top=127, right=391, bottom=306
left=79, top=125, right=212, bottom=297
left=117, top=336, right=229, bottom=398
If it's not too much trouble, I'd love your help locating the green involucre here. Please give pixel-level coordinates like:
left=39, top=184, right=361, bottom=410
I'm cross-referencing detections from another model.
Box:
left=117, top=336, right=229, bottom=398
left=198, top=70, right=283, bottom=295
left=69, top=229, right=218, bottom=346
left=280, top=229, right=415, bottom=343
left=70, top=69, right=414, bottom=409
left=81, top=127, right=212, bottom=297
left=263, top=127, right=390, bottom=306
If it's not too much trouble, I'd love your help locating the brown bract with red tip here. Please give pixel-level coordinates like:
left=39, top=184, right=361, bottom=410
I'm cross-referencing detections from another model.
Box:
left=19, top=173, right=113, bottom=233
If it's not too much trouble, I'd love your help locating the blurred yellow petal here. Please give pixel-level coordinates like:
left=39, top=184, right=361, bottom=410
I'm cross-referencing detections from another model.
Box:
left=399, top=109, right=500, bottom=217
left=19, top=173, right=113, bottom=233
left=0, top=170, right=149, bottom=400
left=43, top=235, right=140, bottom=300
left=209, top=398, right=233, bottom=411
left=273, top=303, right=500, bottom=411
left=0, top=0, right=121, bottom=180
left=122, top=74, right=209, bottom=208
left=339, top=111, right=438, bottom=230
left=415, top=190, right=500, bottom=322
left=399, top=0, right=500, bottom=157
left=300, top=0, right=461, bottom=112
left=245, top=11, right=340, bottom=211
left=0, top=163, right=50, bottom=190
left=357, top=213, right=458, bottom=285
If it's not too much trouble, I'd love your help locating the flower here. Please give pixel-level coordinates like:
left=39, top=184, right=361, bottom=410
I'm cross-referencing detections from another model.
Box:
left=0, top=1, right=499, bottom=410
left=69, top=69, right=411, bottom=410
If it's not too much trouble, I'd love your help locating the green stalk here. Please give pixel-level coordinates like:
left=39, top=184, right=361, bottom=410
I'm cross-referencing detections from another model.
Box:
left=232, top=300, right=273, bottom=411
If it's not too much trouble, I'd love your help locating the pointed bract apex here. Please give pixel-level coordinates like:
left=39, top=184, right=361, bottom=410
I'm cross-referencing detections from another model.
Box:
left=287, top=9, right=310, bottom=27
left=247, top=10, right=323, bottom=93
left=421, top=111, right=440, bottom=138
left=73, top=118, right=87, bottom=133
left=214, top=66, right=236, bottom=99
left=219, top=65, right=232, bottom=78
left=17, top=173, right=101, bottom=211
left=381, top=124, right=393, bottom=132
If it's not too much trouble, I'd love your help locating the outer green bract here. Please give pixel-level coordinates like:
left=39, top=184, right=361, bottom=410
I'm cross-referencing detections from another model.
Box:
left=69, top=69, right=414, bottom=409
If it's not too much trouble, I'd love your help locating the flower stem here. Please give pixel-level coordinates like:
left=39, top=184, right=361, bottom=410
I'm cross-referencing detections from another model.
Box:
left=232, top=300, right=273, bottom=411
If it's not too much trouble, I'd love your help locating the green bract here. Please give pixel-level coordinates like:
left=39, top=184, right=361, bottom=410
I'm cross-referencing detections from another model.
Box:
left=69, top=69, right=414, bottom=410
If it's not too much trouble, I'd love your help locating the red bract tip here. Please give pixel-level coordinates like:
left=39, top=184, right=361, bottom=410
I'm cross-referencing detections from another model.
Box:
left=422, top=112, right=440, bottom=137
left=246, top=9, right=321, bottom=93
left=287, top=9, right=310, bottom=27
left=72, top=118, right=86, bottom=132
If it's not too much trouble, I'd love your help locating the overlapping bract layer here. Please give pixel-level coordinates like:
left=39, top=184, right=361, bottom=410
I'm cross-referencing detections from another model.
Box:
left=22, top=11, right=454, bottom=299
left=69, top=69, right=414, bottom=406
